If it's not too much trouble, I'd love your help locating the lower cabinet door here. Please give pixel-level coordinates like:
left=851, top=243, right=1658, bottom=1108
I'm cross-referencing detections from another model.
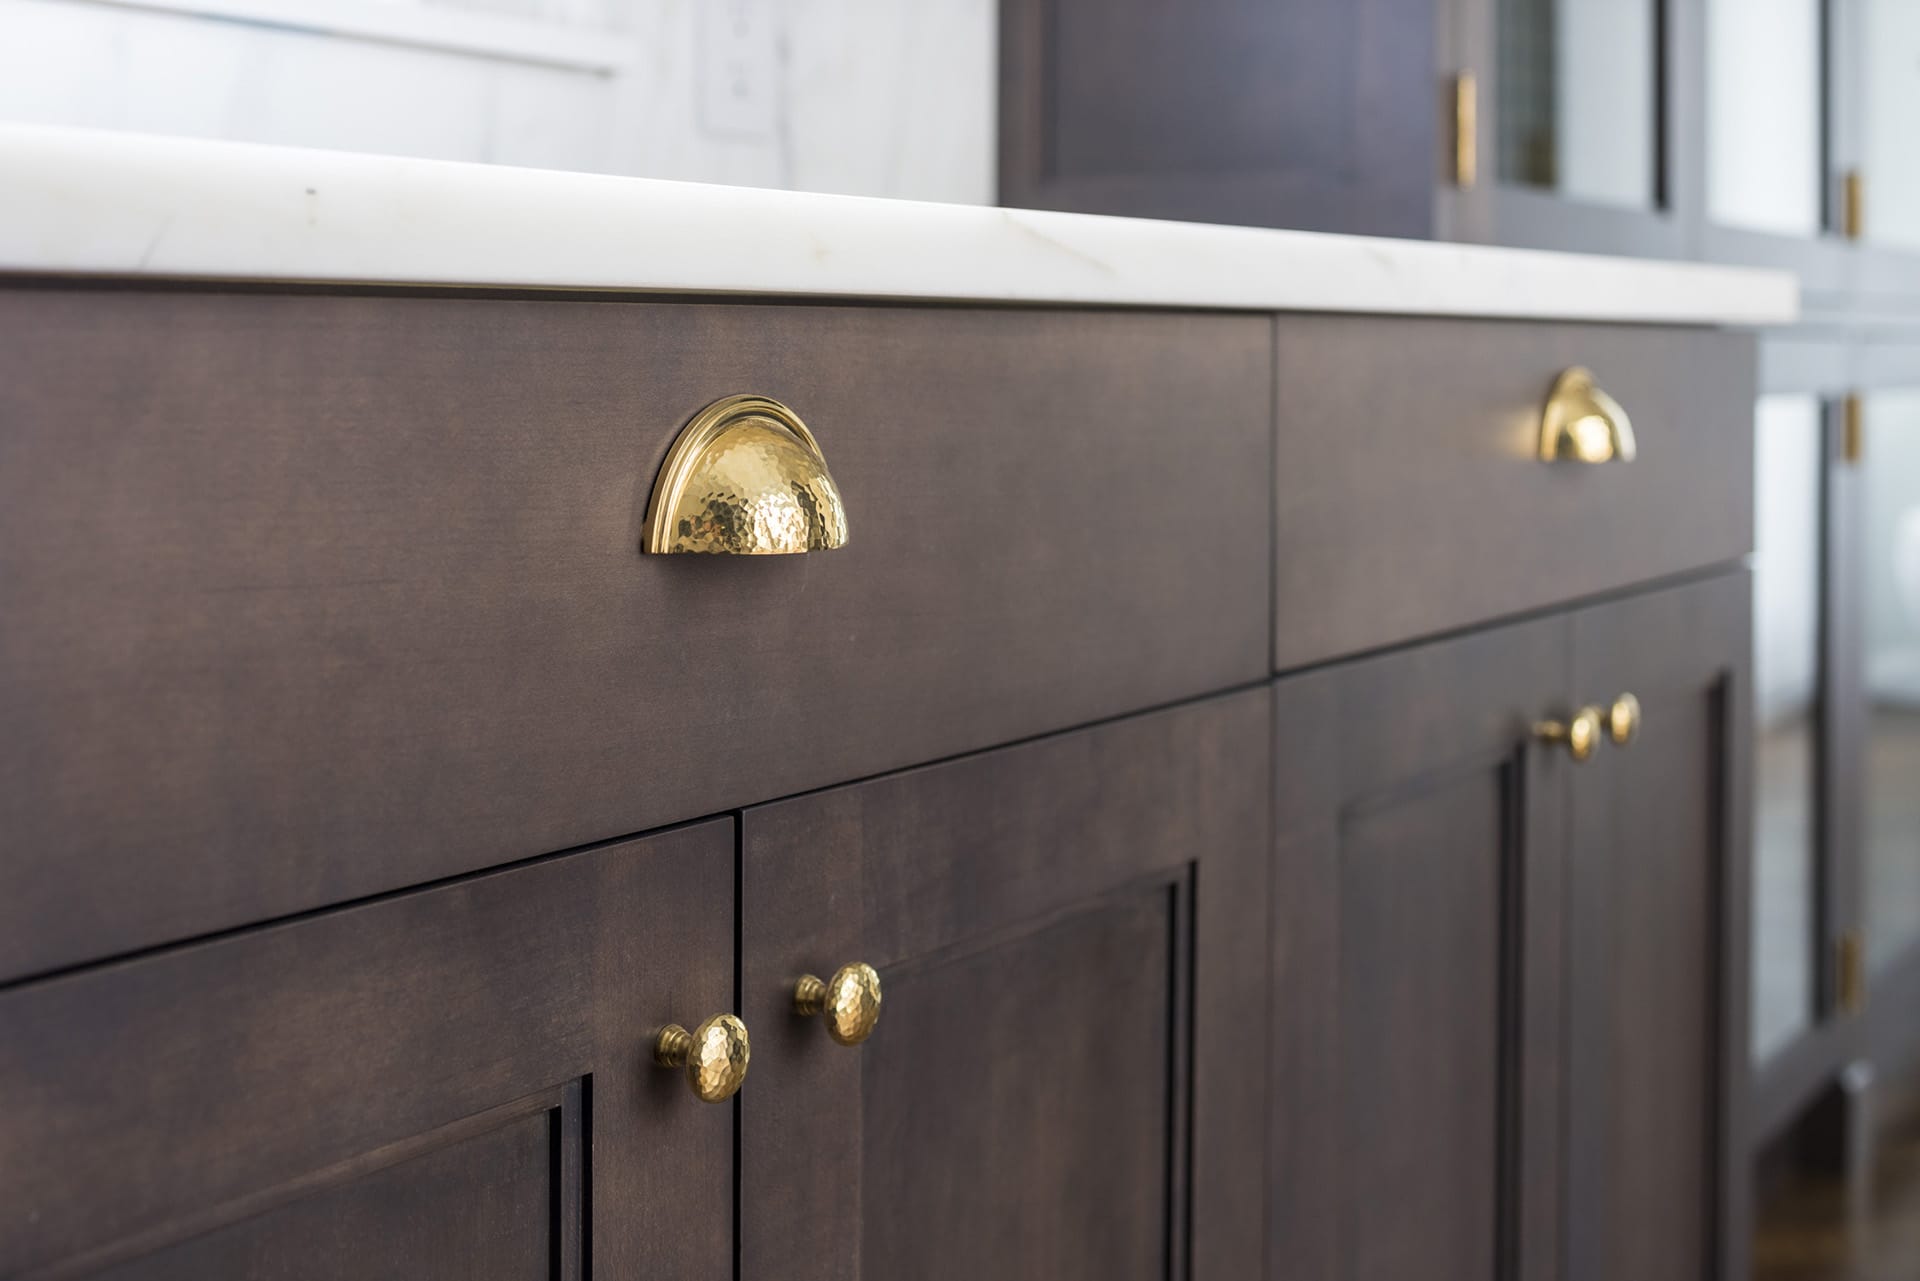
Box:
left=1565, top=573, right=1750, bottom=1281
left=0, top=820, right=737, bottom=1281
left=1270, top=613, right=1571, bottom=1281
left=739, top=690, right=1269, bottom=1281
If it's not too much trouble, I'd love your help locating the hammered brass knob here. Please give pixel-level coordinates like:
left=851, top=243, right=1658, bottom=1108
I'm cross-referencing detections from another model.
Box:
left=653, top=1013, right=750, bottom=1103
left=794, top=962, right=882, bottom=1046
left=1535, top=706, right=1603, bottom=762
left=1606, top=693, right=1641, bottom=746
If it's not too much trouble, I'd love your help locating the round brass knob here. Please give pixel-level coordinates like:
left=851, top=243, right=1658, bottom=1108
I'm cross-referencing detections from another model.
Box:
left=1535, top=706, right=1603, bottom=762
left=1607, top=693, right=1641, bottom=746
left=653, top=1013, right=750, bottom=1103
left=794, top=962, right=882, bottom=1046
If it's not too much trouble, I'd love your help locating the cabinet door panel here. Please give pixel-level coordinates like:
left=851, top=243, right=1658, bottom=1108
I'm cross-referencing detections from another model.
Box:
left=0, top=821, right=734, bottom=1281
left=860, top=891, right=1172, bottom=1280
left=1567, top=573, right=1750, bottom=1281
left=90, top=1109, right=559, bottom=1281
left=1271, top=614, right=1568, bottom=1281
left=740, top=690, right=1268, bottom=1281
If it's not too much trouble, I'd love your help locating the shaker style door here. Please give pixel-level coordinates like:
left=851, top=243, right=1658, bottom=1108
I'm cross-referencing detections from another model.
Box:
left=738, top=690, right=1269, bottom=1281
left=1564, top=573, right=1751, bottom=1281
left=1270, top=612, right=1570, bottom=1281
left=0, top=821, right=738, bottom=1281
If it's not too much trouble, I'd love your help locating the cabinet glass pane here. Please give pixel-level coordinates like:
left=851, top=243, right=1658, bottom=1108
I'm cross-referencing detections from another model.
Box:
left=1752, top=395, right=1824, bottom=1062
left=1864, top=391, right=1920, bottom=971
left=1497, top=0, right=1658, bottom=209
left=1864, top=2, right=1920, bottom=250
left=1707, top=0, right=1823, bottom=237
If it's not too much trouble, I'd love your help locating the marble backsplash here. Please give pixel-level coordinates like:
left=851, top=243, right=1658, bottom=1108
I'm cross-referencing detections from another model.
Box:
left=0, top=0, right=997, bottom=204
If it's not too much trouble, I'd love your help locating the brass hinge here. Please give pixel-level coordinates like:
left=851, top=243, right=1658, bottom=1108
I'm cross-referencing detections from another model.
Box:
left=1838, top=930, right=1867, bottom=1015
left=1843, top=393, right=1864, bottom=464
left=1842, top=169, right=1864, bottom=240
left=1454, top=73, right=1478, bottom=189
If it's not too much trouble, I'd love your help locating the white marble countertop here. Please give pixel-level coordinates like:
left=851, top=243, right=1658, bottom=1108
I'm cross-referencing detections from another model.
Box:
left=0, top=124, right=1798, bottom=325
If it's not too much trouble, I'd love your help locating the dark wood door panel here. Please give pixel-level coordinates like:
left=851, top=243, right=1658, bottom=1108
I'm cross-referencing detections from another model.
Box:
left=1566, top=572, right=1751, bottom=1281
left=0, top=289, right=1271, bottom=983
left=89, top=1104, right=564, bottom=1281
left=1336, top=769, right=1504, bottom=1281
left=740, top=690, right=1269, bottom=1280
left=1271, top=613, right=1569, bottom=1281
left=0, top=820, right=734, bottom=1281
left=860, top=889, right=1172, bottom=1281
left=1000, top=0, right=1436, bottom=236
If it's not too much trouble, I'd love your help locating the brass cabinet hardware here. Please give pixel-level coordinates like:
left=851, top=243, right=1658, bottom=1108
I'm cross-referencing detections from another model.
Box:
left=1838, top=931, right=1867, bottom=1016
left=1843, top=394, right=1864, bottom=464
left=794, top=962, right=883, bottom=1046
left=1540, top=367, right=1636, bottom=463
left=1453, top=74, right=1478, bottom=189
left=653, top=1013, right=752, bottom=1102
left=1535, top=707, right=1603, bottom=762
left=1842, top=169, right=1864, bottom=241
left=1606, top=693, right=1641, bottom=746
left=643, top=394, right=849, bottom=555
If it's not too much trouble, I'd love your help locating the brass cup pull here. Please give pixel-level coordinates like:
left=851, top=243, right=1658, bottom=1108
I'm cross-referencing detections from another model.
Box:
left=1535, top=706, right=1603, bottom=762
left=1539, top=367, right=1636, bottom=463
left=1606, top=693, right=1641, bottom=746
left=654, top=1013, right=751, bottom=1103
left=794, top=962, right=883, bottom=1046
left=643, top=394, right=849, bottom=555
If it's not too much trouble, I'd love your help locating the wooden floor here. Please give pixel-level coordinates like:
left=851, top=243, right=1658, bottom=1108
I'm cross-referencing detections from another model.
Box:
left=1755, top=1113, right=1920, bottom=1281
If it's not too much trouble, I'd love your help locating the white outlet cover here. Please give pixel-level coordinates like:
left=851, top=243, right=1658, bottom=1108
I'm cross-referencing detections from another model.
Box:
left=698, top=0, right=779, bottom=139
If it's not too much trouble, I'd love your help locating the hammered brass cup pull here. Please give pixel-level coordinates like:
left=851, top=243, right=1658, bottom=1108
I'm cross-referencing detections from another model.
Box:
left=653, top=1013, right=751, bottom=1102
left=643, top=394, right=849, bottom=554
left=793, top=962, right=883, bottom=1046
left=1539, top=367, right=1637, bottom=463
left=1535, top=706, right=1604, bottom=762
left=1606, top=693, right=1642, bottom=746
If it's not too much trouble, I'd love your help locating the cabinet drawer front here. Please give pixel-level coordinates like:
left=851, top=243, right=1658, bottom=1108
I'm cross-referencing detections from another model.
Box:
left=1272, top=315, right=1754, bottom=669
left=0, top=290, right=1270, bottom=982
left=0, top=820, right=735, bottom=1281
left=740, top=690, right=1270, bottom=1280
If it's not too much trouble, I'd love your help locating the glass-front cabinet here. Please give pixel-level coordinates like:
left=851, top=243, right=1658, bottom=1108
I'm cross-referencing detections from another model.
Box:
left=1863, top=2, right=1920, bottom=253
left=1861, top=391, right=1920, bottom=976
left=1452, top=0, right=1681, bottom=253
left=1495, top=0, right=1658, bottom=211
left=1751, top=394, right=1826, bottom=1064
left=1706, top=0, right=1825, bottom=240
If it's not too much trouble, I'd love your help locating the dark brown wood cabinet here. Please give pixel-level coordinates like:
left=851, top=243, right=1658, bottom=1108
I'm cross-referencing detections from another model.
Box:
left=739, top=691, right=1270, bottom=1280
left=1271, top=572, right=1751, bottom=1281
left=0, top=274, right=1763, bottom=1281
left=0, top=820, right=737, bottom=1281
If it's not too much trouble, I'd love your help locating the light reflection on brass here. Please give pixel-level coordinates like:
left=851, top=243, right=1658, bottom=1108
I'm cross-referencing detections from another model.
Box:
left=1536, top=706, right=1603, bottom=762
left=794, top=962, right=882, bottom=1046
left=1606, top=693, right=1641, bottom=746
left=654, top=1013, right=751, bottom=1102
left=643, top=394, right=849, bottom=554
left=1539, top=367, right=1636, bottom=463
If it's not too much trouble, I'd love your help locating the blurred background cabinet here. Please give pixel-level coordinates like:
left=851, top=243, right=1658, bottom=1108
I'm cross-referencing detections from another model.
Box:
left=998, top=0, right=1437, bottom=236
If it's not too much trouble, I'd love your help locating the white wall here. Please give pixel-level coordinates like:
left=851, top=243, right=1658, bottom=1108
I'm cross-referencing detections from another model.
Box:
left=0, top=0, right=998, bottom=204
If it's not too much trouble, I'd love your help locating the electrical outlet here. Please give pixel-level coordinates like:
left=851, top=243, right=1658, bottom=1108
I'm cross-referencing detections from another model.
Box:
left=698, top=0, right=778, bottom=140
